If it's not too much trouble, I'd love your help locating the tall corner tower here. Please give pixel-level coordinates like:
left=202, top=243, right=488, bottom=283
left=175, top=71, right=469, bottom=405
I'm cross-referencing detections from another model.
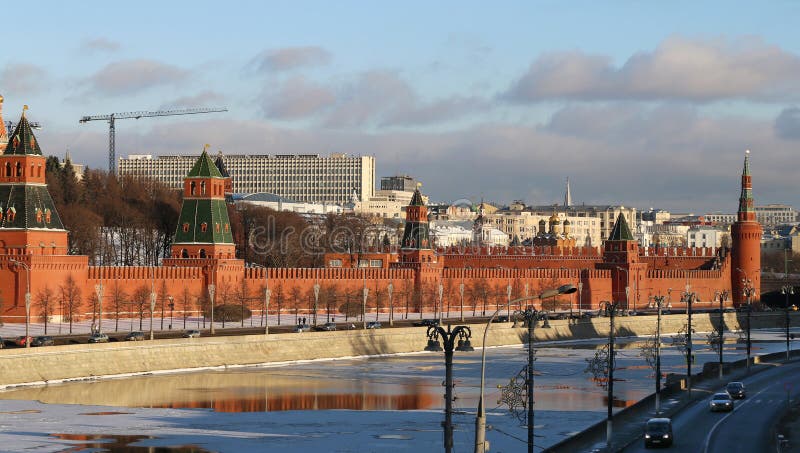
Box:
left=169, top=147, right=235, bottom=260
left=0, top=106, right=68, bottom=255
left=731, top=150, right=762, bottom=304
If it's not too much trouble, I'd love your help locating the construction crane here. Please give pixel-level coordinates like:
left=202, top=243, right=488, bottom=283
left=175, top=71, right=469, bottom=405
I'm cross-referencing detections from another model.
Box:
left=79, top=107, right=228, bottom=174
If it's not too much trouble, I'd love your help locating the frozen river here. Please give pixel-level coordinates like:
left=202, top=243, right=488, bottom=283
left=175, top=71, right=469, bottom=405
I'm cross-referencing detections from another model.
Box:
left=0, top=328, right=795, bottom=452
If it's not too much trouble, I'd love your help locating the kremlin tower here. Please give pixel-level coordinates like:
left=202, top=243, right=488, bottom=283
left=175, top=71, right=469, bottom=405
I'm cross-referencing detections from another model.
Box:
left=731, top=150, right=762, bottom=304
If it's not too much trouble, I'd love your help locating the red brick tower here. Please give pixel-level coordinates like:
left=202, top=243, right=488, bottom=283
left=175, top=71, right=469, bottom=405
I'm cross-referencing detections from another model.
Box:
left=731, top=150, right=762, bottom=304
left=399, top=188, right=442, bottom=311
left=603, top=213, right=647, bottom=310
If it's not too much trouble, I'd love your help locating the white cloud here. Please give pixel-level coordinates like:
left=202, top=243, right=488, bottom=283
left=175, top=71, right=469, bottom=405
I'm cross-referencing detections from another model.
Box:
left=504, top=36, right=800, bottom=103
left=80, top=37, right=121, bottom=54
left=85, top=59, right=188, bottom=96
left=252, top=46, right=331, bottom=73
left=0, top=63, right=48, bottom=95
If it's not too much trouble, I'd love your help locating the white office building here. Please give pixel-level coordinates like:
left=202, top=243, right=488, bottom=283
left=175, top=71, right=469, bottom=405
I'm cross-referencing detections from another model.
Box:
left=119, top=152, right=375, bottom=205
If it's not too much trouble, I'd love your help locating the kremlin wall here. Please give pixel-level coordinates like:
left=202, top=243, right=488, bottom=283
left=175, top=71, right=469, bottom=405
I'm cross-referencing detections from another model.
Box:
left=0, top=103, right=762, bottom=325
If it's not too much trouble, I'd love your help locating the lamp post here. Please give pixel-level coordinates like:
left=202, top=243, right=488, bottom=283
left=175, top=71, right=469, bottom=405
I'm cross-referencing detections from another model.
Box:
left=95, top=283, right=104, bottom=334
left=716, top=290, right=729, bottom=379
left=683, top=285, right=695, bottom=397
left=313, top=282, right=320, bottom=327
left=424, top=324, right=474, bottom=453
left=10, top=259, right=31, bottom=348
left=264, top=287, right=271, bottom=335
left=650, top=295, right=667, bottom=414
left=782, top=284, right=794, bottom=361
left=149, top=290, right=156, bottom=340
left=507, top=280, right=512, bottom=321
left=577, top=281, right=583, bottom=318
left=475, top=284, right=577, bottom=453
left=208, top=283, right=216, bottom=335
left=737, top=268, right=754, bottom=371
left=168, top=296, right=174, bottom=329
left=598, top=300, right=620, bottom=448
left=438, top=282, right=444, bottom=325
left=362, top=284, right=369, bottom=330
left=388, top=283, right=394, bottom=327
left=459, top=279, right=465, bottom=322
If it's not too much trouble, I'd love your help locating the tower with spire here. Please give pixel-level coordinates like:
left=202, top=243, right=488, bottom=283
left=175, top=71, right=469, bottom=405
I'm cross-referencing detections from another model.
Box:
left=169, top=146, right=236, bottom=260
left=731, top=150, right=762, bottom=304
left=603, top=213, right=646, bottom=310
left=397, top=186, right=442, bottom=312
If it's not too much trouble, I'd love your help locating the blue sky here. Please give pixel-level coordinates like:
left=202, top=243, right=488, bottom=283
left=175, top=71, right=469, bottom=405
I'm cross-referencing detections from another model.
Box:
left=3, top=1, right=800, bottom=212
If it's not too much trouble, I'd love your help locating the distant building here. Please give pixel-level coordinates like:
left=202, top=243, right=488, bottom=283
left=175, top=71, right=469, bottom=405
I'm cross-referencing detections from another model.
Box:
left=119, top=152, right=375, bottom=206
left=755, top=204, right=797, bottom=226
left=235, top=193, right=342, bottom=215
left=380, top=175, right=418, bottom=192
left=354, top=175, right=428, bottom=219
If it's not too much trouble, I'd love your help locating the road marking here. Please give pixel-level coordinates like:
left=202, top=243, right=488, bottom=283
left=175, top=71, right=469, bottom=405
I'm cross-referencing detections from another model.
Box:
left=702, top=386, right=773, bottom=453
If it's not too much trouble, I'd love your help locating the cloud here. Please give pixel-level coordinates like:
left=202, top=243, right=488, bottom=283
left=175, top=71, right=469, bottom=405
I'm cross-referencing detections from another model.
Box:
left=160, top=91, right=227, bottom=110
left=80, top=37, right=121, bottom=54
left=503, top=36, right=800, bottom=102
left=0, top=63, right=48, bottom=94
left=775, top=107, right=800, bottom=140
left=257, top=70, right=486, bottom=127
left=252, top=46, right=331, bottom=73
left=85, top=59, right=188, bottom=96
left=260, top=76, right=336, bottom=119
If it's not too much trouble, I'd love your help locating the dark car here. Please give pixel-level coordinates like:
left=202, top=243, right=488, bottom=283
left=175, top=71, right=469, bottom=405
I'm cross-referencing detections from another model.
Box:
left=314, top=322, right=337, bottom=331
left=710, top=392, right=734, bottom=412
left=413, top=319, right=440, bottom=327
left=493, top=315, right=510, bottom=323
left=183, top=329, right=201, bottom=338
left=294, top=324, right=311, bottom=332
left=124, top=331, right=145, bottom=341
left=88, top=333, right=109, bottom=343
left=644, top=417, right=673, bottom=448
left=31, top=336, right=54, bottom=347
left=726, top=381, right=746, bottom=399
left=366, top=322, right=382, bottom=329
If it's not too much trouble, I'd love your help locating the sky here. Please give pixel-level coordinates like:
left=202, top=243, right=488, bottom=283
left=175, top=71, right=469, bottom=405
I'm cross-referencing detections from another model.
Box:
left=2, top=1, right=800, bottom=213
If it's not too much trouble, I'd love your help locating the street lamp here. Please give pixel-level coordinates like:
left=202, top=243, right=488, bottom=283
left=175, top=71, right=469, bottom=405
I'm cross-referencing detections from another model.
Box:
left=9, top=259, right=31, bottom=348
left=208, top=283, right=216, bottom=335
left=313, top=282, right=320, bottom=326
left=599, top=300, right=620, bottom=448
left=149, top=290, right=157, bottom=340
left=388, top=283, right=394, bottom=327
left=782, top=284, right=794, bottom=361
left=737, top=268, right=754, bottom=371
left=715, top=290, right=729, bottom=379
left=683, top=286, right=695, bottom=397
left=94, top=283, right=104, bottom=334
left=168, top=296, right=174, bottom=330
left=424, top=324, right=474, bottom=453
left=264, top=287, right=271, bottom=335
left=475, top=284, right=577, bottom=453
left=646, top=295, right=670, bottom=414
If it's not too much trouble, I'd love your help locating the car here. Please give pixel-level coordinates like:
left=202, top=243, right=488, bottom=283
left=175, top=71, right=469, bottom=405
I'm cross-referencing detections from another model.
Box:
left=710, top=392, right=734, bottom=412
left=14, top=336, right=32, bottom=346
left=413, top=319, right=440, bottom=327
left=182, top=329, right=201, bottom=338
left=31, top=336, right=54, bottom=347
left=314, top=322, right=337, bottom=331
left=124, top=331, right=145, bottom=341
left=294, top=324, right=311, bottom=332
left=726, top=381, right=746, bottom=399
left=644, top=417, right=673, bottom=448
left=88, top=333, right=109, bottom=344
left=493, top=315, right=510, bottom=323
left=366, top=322, right=382, bottom=329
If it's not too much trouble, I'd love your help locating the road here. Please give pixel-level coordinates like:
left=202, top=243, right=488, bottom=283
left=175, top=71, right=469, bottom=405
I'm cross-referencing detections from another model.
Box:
left=622, top=359, right=800, bottom=452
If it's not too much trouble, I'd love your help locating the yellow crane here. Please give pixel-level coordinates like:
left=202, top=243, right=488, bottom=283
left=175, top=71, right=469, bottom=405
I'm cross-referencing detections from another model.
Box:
left=79, top=107, right=227, bottom=174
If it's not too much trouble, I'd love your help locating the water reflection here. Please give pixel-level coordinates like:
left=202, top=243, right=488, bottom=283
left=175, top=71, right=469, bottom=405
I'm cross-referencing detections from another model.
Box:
left=3, top=370, right=438, bottom=413
left=51, top=433, right=210, bottom=452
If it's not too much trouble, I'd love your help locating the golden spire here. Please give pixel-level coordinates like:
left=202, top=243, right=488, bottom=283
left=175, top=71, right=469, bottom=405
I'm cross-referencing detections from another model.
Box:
left=22, top=105, right=28, bottom=118
left=203, top=143, right=210, bottom=153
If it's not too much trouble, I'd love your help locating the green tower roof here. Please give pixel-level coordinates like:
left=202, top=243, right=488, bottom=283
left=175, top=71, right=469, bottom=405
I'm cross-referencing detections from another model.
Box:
left=409, top=188, right=425, bottom=206
left=187, top=149, right=223, bottom=178
left=608, top=213, right=634, bottom=241
left=5, top=111, right=42, bottom=156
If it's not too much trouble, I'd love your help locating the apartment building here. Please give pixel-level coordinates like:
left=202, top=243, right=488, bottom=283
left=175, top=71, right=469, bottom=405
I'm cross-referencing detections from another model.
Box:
left=119, top=152, right=375, bottom=205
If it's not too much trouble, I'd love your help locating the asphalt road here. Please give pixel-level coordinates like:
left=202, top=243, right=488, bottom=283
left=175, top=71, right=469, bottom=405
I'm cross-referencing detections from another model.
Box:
left=622, top=359, right=800, bottom=452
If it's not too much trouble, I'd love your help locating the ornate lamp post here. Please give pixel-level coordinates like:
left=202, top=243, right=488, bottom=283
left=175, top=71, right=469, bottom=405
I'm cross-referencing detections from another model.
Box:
left=424, top=324, right=474, bottom=453
left=264, top=287, right=271, bottom=335
left=683, top=286, right=695, bottom=397
left=388, top=282, right=394, bottom=327
left=459, top=281, right=465, bottom=322
left=9, top=260, right=31, bottom=348
left=95, top=283, right=104, bottom=334
left=149, top=290, right=157, bottom=340
left=362, top=284, right=369, bottom=329
left=477, top=284, right=576, bottom=453
left=168, top=296, right=174, bottom=329
left=208, top=283, right=216, bottom=335
left=716, top=290, right=729, bottom=379
left=313, top=282, right=320, bottom=326
left=782, top=284, right=794, bottom=361
left=438, top=282, right=444, bottom=325
left=600, top=300, right=620, bottom=448
left=644, top=295, right=670, bottom=414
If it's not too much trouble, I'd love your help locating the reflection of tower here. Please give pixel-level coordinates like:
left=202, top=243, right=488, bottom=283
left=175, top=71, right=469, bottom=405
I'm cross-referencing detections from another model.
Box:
left=732, top=150, right=762, bottom=304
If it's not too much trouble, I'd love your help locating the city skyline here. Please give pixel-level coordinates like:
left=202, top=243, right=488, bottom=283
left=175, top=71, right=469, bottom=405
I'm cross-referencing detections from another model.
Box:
left=3, top=1, right=800, bottom=211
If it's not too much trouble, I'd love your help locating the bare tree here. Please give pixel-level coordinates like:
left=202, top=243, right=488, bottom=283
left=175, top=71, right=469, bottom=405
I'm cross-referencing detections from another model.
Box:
left=59, top=275, right=82, bottom=334
left=110, top=281, right=127, bottom=332
left=289, top=286, right=303, bottom=324
left=236, top=278, right=251, bottom=327
left=179, top=286, right=192, bottom=329
left=35, top=286, right=55, bottom=334
left=132, top=285, right=150, bottom=331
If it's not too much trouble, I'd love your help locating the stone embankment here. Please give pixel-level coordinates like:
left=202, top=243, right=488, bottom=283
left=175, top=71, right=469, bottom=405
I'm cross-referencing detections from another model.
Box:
left=0, top=312, right=789, bottom=388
